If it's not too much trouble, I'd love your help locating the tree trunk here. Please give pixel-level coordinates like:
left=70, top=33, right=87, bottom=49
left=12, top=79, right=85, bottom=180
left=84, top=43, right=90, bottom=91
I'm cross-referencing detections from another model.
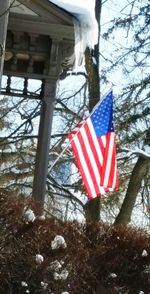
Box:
left=115, top=129, right=150, bottom=224
left=84, top=0, right=102, bottom=222
left=114, top=156, right=149, bottom=224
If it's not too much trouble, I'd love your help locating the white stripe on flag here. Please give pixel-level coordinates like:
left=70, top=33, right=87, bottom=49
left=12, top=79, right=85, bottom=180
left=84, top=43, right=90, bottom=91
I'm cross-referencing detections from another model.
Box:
left=103, top=132, right=114, bottom=187
left=87, top=119, right=104, bottom=166
left=73, top=135, right=97, bottom=198
left=112, top=155, right=117, bottom=189
left=101, top=135, right=106, bottom=147
left=80, top=126, right=104, bottom=195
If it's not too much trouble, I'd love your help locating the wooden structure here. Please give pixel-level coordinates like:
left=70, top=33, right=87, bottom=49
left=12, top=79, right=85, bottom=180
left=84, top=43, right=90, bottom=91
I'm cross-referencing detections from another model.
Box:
left=0, top=0, right=74, bottom=206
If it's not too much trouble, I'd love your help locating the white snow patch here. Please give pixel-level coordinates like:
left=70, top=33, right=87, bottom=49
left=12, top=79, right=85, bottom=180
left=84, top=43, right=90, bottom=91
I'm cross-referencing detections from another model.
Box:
left=109, top=273, right=117, bottom=278
left=49, top=0, right=98, bottom=67
left=51, top=235, right=67, bottom=250
left=54, top=269, right=69, bottom=280
left=25, top=290, right=30, bottom=294
left=23, top=208, right=36, bottom=223
left=49, top=260, right=62, bottom=271
left=21, top=281, right=28, bottom=287
left=144, top=145, right=150, bottom=154
left=36, top=254, right=44, bottom=264
left=92, top=56, right=97, bottom=65
left=60, top=260, right=65, bottom=265
left=38, top=215, right=46, bottom=221
left=41, top=281, right=48, bottom=289
left=142, top=249, right=148, bottom=257
left=61, top=292, right=70, bottom=294
left=143, top=265, right=150, bottom=274
left=139, top=291, right=144, bottom=294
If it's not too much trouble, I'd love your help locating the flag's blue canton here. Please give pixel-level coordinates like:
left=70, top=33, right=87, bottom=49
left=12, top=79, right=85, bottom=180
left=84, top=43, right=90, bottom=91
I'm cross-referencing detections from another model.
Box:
left=91, top=92, right=114, bottom=137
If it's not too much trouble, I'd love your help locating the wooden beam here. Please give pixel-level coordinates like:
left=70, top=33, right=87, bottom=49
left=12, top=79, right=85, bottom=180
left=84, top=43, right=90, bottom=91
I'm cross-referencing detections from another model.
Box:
left=0, top=0, right=10, bottom=90
left=18, top=0, right=73, bottom=25
left=8, top=17, right=74, bottom=40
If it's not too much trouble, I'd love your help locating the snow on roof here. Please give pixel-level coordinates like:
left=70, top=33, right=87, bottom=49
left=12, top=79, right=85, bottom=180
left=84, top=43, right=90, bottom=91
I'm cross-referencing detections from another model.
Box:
left=49, top=0, right=98, bottom=68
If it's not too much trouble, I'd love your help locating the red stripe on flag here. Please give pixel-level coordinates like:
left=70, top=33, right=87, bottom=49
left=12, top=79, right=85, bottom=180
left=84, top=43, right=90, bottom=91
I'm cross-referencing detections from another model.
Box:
left=68, top=93, right=119, bottom=200
left=77, top=129, right=101, bottom=197
left=69, top=122, right=117, bottom=198
left=69, top=134, right=95, bottom=199
left=100, top=132, right=118, bottom=190
left=85, top=121, right=103, bottom=170
left=100, top=132, right=111, bottom=186
left=107, top=135, right=117, bottom=188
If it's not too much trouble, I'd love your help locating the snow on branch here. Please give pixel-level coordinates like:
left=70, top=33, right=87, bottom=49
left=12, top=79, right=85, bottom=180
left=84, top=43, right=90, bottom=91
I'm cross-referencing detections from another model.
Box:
left=118, top=147, right=150, bottom=160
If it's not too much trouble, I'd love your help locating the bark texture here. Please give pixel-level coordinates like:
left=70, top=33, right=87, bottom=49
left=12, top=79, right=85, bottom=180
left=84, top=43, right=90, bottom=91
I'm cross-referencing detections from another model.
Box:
left=115, top=130, right=150, bottom=224
left=84, top=0, right=102, bottom=222
left=114, top=156, right=149, bottom=224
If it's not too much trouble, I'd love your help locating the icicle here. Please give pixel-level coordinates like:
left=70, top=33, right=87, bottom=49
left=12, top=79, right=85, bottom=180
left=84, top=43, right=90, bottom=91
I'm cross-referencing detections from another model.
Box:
left=73, top=18, right=84, bottom=67
left=73, top=2, right=98, bottom=67
left=49, top=0, right=98, bottom=68
left=73, top=11, right=98, bottom=67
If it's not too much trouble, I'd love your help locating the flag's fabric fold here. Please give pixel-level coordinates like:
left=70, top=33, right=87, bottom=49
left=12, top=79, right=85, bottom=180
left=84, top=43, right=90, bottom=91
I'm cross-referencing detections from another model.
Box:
left=68, top=92, right=119, bottom=200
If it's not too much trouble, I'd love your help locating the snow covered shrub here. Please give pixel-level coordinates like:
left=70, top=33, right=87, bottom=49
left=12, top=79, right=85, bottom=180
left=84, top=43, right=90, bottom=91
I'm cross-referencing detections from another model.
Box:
left=0, top=188, right=150, bottom=293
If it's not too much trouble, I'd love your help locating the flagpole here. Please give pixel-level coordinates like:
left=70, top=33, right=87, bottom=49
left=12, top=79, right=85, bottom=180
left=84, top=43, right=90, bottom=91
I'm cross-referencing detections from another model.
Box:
left=48, top=89, right=112, bottom=173
left=48, top=140, right=71, bottom=173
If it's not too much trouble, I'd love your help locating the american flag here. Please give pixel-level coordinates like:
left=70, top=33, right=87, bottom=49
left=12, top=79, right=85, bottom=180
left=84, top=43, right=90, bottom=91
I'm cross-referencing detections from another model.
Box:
left=68, top=92, right=119, bottom=200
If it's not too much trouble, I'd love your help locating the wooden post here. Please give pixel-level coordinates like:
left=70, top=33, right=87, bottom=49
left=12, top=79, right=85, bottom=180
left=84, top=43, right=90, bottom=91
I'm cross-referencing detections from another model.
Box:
left=32, top=79, right=56, bottom=209
left=0, top=0, right=10, bottom=90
